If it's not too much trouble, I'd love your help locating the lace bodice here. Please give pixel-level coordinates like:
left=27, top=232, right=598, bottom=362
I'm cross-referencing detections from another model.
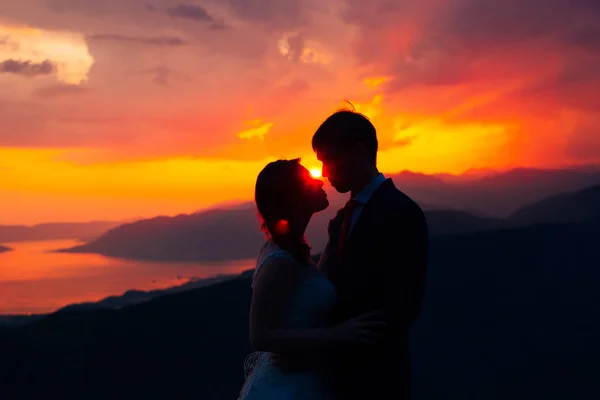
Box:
left=252, top=240, right=337, bottom=330
left=239, top=241, right=337, bottom=399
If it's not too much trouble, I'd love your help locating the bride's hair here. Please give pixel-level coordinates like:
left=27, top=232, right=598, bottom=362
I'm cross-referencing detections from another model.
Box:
left=255, top=159, right=311, bottom=263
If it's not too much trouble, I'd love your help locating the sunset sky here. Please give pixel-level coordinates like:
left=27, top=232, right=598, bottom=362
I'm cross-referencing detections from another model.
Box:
left=1, top=0, right=599, bottom=224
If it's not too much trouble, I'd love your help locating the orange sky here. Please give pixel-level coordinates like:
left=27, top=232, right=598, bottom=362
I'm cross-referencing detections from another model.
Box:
left=1, top=0, right=599, bottom=224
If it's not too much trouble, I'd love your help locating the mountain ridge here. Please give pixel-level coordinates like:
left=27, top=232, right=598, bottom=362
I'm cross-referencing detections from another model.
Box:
left=507, top=184, right=600, bottom=226
left=59, top=208, right=503, bottom=262
left=2, top=217, right=599, bottom=399
left=58, top=175, right=600, bottom=263
left=0, top=221, right=122, bottom=243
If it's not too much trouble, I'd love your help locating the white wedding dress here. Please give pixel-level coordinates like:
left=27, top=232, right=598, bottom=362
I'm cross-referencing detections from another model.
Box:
left=238, top=241, right=337, bottom=400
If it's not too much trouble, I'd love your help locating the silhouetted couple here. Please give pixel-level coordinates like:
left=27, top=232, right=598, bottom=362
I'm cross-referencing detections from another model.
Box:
left=239, top=110, right=429, bottom=400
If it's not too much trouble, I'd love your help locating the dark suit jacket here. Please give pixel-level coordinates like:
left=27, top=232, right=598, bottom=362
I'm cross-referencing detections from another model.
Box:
left=321, top=178, right=428, bottom=399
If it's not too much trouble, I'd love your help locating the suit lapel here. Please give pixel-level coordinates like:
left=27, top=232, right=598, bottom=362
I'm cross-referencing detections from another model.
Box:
left=322, top=179, right=395, bottom=281
left=344, top=179, right=393, bottom=253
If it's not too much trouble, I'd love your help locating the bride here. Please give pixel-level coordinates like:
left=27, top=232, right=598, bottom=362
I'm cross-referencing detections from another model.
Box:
left=239, top=159, right=385, bottom=400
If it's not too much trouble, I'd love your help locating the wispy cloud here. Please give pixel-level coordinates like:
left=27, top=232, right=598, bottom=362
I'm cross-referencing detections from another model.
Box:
left=147, top=3, right=228, bottom=30
left=137, top=65, right=193, bottom=86
left=34, top=83, right=90, bottom=97
left=0, top=59, right=55, bottom=77
left=237, top=120, right=273, bottom=140
left=87, top=34, right=188, bottom=46
left=0, top=0, right=598, bottom=172
left=164, top=3, right=214, bottom=22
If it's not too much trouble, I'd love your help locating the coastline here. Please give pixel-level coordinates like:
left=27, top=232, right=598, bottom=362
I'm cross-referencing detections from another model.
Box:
left=0, top=271, right=251, bottom=327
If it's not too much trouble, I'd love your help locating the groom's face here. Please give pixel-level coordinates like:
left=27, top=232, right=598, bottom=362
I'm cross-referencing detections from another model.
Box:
left=316, top=146, right=356, bottom=194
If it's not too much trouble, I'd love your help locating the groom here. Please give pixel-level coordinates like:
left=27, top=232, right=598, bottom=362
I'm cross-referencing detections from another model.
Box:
left=314, top=110, right=428, bottom=399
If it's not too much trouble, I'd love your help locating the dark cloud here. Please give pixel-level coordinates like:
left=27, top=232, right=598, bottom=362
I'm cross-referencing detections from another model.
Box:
left=46, top=0, right=305, bottom=27
left=34, top=84, right=90, bottom=98
left=220, top=0, right=305, bottom=28
left=435, top=0, right=564, bottom=49
left=380, top=0, right=600, bottom=52
left=137, top=65, right=193, bottom=86
left=0, top=59, right=55, bottom=77
left=565, top=27, right=600, bottom=51
left=344, top=0, right=600, bottom=79
left=515, top=56, right=600, bottom=113
left=147, top=3, right=228, bottom=30
left=390, top=37, right=474, bottom=89
left=336, top=0, right=600, bottom=165
left=164, top=3, right=213, bottom=21
left=87, top=34, right=188, bottom=46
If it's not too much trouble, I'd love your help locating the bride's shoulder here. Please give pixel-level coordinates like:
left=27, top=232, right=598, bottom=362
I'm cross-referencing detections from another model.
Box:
left=252, top=241, right=298, bottom=287
left=257, top=240, right=294, bottom=264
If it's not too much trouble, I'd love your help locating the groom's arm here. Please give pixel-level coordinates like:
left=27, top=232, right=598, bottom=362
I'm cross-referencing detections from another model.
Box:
left=379, top=206, right=428, bottom=330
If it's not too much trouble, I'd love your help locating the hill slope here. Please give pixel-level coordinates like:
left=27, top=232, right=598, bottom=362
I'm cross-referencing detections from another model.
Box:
left=60, top=208, right=502, bottom=262
left=508, top=185, right=600, bottom=226
left=422, top=210, right=504, bottom=235
left=388, top=167, right=600, bottom=217
left=0, top=221, right=121, bottom=243
left=4, top=219, right=599, bottom=400
left=61, top=207, right=267, bottom=262
left=58, top=168, right=600, bottom=263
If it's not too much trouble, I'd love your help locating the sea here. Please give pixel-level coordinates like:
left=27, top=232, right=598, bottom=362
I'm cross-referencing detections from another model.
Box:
left=0, top=239, right=254, bottom=315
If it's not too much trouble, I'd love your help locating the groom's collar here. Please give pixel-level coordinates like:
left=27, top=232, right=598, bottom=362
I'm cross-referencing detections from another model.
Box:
left=352, top=173, right=386, bottom=205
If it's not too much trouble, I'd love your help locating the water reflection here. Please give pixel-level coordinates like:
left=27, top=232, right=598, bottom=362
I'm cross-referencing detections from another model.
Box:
left=0, top=240, right=253, bottom=315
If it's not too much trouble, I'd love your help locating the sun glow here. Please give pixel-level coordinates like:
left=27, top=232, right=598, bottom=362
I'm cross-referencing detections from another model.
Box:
left=309, top=168, right=322, bottom=178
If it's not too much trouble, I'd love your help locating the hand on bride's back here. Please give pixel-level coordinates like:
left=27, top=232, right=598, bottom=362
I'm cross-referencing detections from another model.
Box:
left=333, top=311, right=387, bottom=345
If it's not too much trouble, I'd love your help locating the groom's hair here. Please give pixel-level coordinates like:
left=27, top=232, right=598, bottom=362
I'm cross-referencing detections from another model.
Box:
left=312, top=109, right=378, bottom=164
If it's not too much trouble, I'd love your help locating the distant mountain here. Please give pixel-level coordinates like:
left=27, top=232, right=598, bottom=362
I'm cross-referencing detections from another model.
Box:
left=423, top=211, right=504, bottom=235
left=60, top=207, right=267, bottom=262
left=390, top=167, right=600, bottom=217
left=435, top=168, right=505, bottom=183
left=59, top=207, right=501, bottom=262
left=0, top=221, right=121, bottom=243
left=508, top=185, right=600, bottom=226
left=2, top=218, right=599, bottom=399
left=188, top=166, right=600, bottom=217
left=0, top=245, right=11, bottom=253
left=57, top=167, right=600, bottom=263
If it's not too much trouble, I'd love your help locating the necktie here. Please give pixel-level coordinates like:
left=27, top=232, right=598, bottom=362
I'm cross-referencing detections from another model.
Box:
left=337, top=199, right=360, bottom=266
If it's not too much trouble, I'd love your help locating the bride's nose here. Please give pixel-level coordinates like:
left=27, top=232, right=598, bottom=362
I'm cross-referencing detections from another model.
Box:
left=312, top=178, right=324, bottom=189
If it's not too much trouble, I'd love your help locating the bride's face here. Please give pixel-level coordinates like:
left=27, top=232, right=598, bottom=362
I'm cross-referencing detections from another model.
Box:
left=296, top=165, right=329, bottom=214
